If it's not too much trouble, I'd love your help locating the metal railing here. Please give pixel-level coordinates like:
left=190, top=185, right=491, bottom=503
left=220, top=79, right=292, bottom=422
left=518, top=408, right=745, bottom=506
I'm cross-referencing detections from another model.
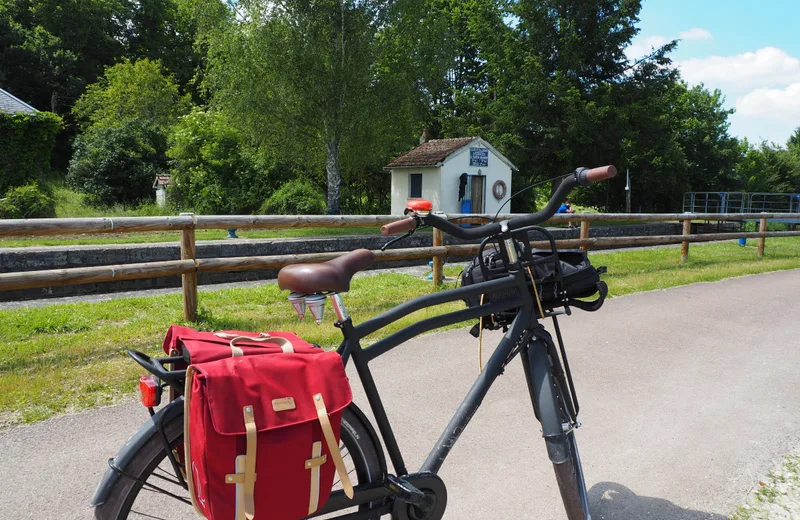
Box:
left=683, top=192, right=800, bottom=215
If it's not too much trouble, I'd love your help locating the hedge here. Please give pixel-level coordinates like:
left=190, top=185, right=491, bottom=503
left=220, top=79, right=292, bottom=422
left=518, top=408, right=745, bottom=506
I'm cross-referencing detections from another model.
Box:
left=0, top=112, right=63, bottom=193
left=0, top=183, right=56, bottom=219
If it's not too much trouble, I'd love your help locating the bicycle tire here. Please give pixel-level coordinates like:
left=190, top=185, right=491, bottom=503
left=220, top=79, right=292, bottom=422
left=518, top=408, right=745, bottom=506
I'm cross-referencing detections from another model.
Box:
left=94, top=406, right=385, bottom=520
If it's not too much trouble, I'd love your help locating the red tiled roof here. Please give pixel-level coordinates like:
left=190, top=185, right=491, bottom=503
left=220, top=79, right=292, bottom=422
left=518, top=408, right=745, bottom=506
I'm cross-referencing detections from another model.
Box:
left=386, top=137, right=477, bottom=168
left=153, top=174, right=171, bottom=187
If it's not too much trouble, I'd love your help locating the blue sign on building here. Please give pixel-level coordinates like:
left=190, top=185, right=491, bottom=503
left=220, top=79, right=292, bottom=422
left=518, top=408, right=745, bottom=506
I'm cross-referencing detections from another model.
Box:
left=469, top=147, right=489, bottom=167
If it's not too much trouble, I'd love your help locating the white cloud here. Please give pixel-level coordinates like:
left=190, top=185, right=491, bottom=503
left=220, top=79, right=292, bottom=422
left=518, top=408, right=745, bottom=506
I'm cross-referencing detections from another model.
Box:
left=626, top=27, right=713, bottom=60
left=625, top=35, right=670, bottom=60
left=679, top=27, right=713, bottom=41
left=678, top=47, right=800, bottom=89
left=736, top=83, right=800, bottom=121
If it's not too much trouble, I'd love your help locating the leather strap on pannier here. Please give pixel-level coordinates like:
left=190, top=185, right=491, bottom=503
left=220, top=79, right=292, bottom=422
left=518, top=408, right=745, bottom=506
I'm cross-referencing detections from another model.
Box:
left=183, top=366, right=206, bottom=517
left=242, top=405, right=257, bottom=519
left=213, top=332, right=295, bottom=357
left=313, top=393, right=354, bottom=499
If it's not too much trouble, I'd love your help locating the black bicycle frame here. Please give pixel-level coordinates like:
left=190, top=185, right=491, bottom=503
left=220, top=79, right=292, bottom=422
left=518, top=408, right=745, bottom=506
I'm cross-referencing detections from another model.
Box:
left=306, top=263, right=545, bottom=517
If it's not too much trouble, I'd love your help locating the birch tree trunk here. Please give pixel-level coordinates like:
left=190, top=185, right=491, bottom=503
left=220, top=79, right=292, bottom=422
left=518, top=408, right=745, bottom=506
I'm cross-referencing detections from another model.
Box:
left=326, top=137, right=342, bottom=214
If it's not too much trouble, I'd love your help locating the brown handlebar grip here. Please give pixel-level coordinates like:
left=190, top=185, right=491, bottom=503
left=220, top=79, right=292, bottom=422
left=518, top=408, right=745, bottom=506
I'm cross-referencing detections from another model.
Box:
left=585, top=165, right=617, bottom=182
left=381, top=217, right=417, bottom=236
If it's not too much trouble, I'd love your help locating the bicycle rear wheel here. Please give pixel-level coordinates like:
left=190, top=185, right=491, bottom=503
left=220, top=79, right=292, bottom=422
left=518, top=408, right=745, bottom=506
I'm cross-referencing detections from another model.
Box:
left=94, top=405, right=385, bottom=520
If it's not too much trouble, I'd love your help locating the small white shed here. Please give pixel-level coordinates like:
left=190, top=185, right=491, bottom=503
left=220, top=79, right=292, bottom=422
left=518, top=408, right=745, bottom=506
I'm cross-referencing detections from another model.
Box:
left=386, top=137, right=517, bottom=215
left=153, top=174, right=171, bottom=207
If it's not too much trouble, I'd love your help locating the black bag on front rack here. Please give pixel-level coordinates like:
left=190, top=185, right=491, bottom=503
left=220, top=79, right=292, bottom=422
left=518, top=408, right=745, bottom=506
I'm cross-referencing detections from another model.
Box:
left=461, top=244, right=604, bottom=320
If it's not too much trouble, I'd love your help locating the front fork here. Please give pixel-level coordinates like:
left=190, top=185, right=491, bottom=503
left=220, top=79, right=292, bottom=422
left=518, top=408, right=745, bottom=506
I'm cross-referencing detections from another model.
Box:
left=521, top=329, right=573, bottom=464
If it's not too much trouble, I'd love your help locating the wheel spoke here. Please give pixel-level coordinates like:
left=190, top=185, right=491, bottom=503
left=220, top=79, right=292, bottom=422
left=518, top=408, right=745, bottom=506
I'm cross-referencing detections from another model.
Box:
left=151, top=468, right=184, bottom=488
left=139, top=482, right=193, bottom=505
left=129, top=510, right=170, bottom=520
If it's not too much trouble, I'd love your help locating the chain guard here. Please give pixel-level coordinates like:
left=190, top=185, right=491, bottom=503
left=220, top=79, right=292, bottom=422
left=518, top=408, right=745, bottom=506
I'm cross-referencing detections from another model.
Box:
left=392, top=474, right=447, bottom=520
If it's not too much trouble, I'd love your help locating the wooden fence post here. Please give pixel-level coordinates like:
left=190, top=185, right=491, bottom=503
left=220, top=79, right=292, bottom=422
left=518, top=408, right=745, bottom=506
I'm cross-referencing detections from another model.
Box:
left=758, top=216, right=767, bottom=258
left=681, top=218, right=691, bottom=262
left=580, top=220, right=590, bottom=251
left=180, top=212, right=198, bottom=321
left=432, top=227, right=444, bottom=287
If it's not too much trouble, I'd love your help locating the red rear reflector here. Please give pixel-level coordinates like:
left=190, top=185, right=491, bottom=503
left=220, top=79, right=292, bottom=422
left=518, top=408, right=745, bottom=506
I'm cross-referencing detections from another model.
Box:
left=406, top=199, right=432, bottom=212
left=139, top=375, right=162, bottom=408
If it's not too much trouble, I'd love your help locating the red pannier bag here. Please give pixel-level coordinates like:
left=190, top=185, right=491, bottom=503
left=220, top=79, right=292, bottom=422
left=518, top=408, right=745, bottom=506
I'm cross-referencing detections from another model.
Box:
left=162, top=325, right=321, bottom=364
left=184, top=349, right=354, bottom=520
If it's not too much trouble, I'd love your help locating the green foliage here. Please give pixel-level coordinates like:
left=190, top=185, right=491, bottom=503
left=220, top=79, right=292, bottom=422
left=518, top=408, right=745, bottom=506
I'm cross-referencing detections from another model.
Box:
left=68, top=59, right=190, bottom=206
left=0, top=182, right=56, bottom=218
left=67, top=122, right=167, bottom=206
left=73, top=58, right=190, bottom=131
left=200, top=0, right=441, bottom=213
left=0, top=111, right=62, bottom=192
left=168, top=109, right=268, bottom=214
left=0, top=0, right=127, bottom=115
left=259, top=180, right=327, bottom=215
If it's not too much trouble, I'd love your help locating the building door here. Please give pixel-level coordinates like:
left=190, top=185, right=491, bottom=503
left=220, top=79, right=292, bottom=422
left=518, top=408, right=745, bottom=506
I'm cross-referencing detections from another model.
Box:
left=470, top=175, right=485, bottom=213
left=460, top=174, right=486, bottom=214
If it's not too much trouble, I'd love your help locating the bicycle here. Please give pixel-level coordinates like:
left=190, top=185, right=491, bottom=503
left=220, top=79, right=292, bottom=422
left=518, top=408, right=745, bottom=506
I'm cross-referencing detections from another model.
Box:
left=91, top=165, right=617, bottom=520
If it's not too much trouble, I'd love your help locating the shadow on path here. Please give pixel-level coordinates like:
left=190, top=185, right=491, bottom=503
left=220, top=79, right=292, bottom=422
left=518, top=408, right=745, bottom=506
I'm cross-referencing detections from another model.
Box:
left=588, top=482, right=728, bottom=520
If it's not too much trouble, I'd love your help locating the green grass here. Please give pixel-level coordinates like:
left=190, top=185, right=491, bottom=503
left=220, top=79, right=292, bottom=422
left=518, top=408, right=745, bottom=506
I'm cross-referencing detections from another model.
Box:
left=0, top=227, right=388, bottom=248
left=0, top=183, right=386, bottom=247
left=1, top=238, right=799, bottom=426
left=730, top=453, right=800, bottom=519
left=51, top=183, right=167, bottom=218
left=590, top=238, right=800, bottom=296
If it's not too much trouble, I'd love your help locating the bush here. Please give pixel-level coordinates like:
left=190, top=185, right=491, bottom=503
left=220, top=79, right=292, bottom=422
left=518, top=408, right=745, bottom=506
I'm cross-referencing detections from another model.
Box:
left=0, top=112, right=63, bottom=193
left=67, top=58, right=190, bottom=207
left=0, top=183, right=56, bottom=219
left=259, top=180, right=327, bottom=215
left=67, top=122, right=168, bottom=206
left=168, top=109, right=269, bottom=214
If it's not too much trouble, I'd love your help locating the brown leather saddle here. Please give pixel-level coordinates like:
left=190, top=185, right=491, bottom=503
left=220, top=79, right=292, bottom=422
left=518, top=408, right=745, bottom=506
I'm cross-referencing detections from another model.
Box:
left=277, top=249, right=375, bottom=294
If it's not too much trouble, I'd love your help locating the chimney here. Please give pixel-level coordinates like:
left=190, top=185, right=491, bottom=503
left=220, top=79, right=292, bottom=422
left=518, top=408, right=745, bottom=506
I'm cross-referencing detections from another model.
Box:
left=419, top=128, right=428, bottom=144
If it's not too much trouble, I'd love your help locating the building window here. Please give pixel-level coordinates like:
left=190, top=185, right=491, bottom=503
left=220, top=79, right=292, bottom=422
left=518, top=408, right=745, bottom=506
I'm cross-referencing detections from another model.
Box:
left=409, top=173, right=422, bottom=198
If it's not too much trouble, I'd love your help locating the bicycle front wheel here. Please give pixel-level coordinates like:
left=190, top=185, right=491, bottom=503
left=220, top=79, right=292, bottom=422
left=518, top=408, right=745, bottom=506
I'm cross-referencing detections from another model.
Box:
left=94, top=405, right=385, bottom=520
left=524, top=332, right=590, bottom=520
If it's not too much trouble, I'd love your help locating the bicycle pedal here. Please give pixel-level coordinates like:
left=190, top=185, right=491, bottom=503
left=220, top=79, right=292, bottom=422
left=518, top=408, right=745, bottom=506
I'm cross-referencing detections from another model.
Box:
left=385, top=475, right=426, bottom=506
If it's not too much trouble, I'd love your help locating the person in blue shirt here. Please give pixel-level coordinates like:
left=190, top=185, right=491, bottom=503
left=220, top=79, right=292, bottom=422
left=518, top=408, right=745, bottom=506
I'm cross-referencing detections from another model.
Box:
left=557, top=199, right=575, bottom=214
left=557, top=199, right=576, bottom=228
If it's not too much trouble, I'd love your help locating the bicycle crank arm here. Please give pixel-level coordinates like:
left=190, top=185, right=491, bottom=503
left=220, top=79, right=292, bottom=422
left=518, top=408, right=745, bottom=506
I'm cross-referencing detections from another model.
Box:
left=385, top=474, right=429, bottom=507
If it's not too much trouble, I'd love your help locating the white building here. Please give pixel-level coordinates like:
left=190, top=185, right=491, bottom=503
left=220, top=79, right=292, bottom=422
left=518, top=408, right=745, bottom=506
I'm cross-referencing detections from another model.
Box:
left=152, top=174, right=171, bottom=207
left=386, top=137, right=517, bottom=215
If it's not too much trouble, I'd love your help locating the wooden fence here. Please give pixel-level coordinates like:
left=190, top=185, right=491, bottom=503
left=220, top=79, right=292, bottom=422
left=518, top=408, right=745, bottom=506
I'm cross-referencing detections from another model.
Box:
left=1, top=212, right=798, bottom=321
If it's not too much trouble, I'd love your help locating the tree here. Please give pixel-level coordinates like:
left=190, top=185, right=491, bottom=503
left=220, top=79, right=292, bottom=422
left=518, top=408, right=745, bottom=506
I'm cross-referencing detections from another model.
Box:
left=0, top=0, right=127, bottom=114
left=437, top=0, right=653, bottom=210
left=68, top=122, right=168, bottom=205
left=73, top=58, right=190, bottom=132
left=168, top=108, right=270, bottom=214
left=123, top=0, right=199, bottom=92
left=68, top=59, right=190, bottom=205
left=788, top=127, right=800, bottom=155
left=200, top=0, right=438, bottom=213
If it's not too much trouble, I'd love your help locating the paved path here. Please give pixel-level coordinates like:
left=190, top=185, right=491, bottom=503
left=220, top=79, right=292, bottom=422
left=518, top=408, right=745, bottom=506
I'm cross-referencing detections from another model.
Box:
left=2, top=269, right=800, bottom=519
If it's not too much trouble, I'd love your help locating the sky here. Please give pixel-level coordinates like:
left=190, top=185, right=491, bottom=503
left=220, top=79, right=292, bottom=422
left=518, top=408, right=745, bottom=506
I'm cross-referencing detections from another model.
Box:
left=626, top=0, right=800, bottom=146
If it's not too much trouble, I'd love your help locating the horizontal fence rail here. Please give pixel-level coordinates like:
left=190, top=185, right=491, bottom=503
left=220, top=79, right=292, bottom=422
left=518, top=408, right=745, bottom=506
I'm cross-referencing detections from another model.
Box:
left=1, top=211, right=797, bottom=320
left=0, top=212, right=795, bottom=237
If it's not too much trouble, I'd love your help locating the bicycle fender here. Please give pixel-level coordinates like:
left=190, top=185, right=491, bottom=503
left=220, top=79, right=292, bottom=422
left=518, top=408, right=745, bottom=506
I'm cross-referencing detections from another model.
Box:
left=90, top=398, right=184, bottom=508
left=343, top=401, right=388, bottom=478
left=527, top=336, right=571, bottom=464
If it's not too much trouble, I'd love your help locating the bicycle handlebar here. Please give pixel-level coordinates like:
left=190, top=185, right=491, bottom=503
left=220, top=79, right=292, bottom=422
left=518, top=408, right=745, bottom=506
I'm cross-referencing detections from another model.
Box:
left=381, top=165, right=616, bottom=241
left=380, top=217, right=417, bottom=236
